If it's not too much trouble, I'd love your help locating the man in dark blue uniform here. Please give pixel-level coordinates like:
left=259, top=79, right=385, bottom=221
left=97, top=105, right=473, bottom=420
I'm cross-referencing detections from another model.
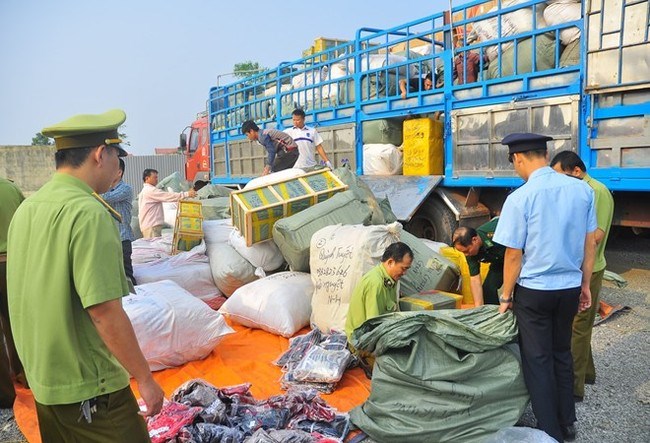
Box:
left=494, top=133, right=597, bottom=442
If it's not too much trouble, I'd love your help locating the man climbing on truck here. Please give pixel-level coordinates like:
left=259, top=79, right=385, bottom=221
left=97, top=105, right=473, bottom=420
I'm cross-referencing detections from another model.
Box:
left=241, top=120, right=299, bottom=175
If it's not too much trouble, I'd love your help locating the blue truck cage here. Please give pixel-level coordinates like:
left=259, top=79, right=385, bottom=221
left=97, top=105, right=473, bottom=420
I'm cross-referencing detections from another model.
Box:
left=205, top=0, right=650, bottom=233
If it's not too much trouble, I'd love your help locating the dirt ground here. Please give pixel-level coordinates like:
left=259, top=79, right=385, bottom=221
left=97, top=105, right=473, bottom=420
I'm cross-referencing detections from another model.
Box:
left=1, top=230, right=649, bottom=442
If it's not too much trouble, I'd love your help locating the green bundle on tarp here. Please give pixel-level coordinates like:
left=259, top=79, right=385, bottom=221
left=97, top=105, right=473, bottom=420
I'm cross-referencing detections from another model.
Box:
left=350, top=306, right=528, bottom=443
left=201, top=197, right=231, bottom=220
left=272, top=190, right=373, bottom=272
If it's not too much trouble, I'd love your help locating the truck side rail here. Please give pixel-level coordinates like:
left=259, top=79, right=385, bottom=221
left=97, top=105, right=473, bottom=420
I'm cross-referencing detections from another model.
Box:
left=208, top=0, right=586, bottom=186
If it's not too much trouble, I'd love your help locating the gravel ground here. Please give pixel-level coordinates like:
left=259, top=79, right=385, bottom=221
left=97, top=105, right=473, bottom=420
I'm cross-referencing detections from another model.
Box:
left=1, top=231, right=648, bottom=443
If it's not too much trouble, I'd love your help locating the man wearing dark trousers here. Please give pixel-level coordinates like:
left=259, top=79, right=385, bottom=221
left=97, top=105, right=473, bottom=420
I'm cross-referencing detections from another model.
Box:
left=551, top=150, right=614, bottom=401
left=494, top=134, right=597, bottom=442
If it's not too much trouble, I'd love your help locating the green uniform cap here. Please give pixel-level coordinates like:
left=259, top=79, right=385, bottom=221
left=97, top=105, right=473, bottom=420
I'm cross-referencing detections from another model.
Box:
left=41, top=109, right=128, bottom=156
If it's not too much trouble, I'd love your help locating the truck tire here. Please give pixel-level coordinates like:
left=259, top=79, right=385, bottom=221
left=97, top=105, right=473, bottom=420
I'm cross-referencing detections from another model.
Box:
left=405, top=197, right=457, bottom=245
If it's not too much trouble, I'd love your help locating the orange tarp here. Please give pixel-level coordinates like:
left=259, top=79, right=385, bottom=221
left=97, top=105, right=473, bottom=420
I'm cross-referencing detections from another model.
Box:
left=13, top=321, right=371, bottom=443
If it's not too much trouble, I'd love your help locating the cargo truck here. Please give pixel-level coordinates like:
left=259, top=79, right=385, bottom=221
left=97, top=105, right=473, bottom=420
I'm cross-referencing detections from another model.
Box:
left=179, top=0, right=650, bottom=243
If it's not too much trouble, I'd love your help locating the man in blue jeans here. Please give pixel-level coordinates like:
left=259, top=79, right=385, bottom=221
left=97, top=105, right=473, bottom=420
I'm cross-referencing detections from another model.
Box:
left=494, top=134, right=596, bottom=442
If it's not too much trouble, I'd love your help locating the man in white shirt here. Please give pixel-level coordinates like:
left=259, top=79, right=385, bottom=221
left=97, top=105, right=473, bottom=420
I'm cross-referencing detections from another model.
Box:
left=283, top=109, right=333, bottom=169
left=138, top=169, right=196, bottom=238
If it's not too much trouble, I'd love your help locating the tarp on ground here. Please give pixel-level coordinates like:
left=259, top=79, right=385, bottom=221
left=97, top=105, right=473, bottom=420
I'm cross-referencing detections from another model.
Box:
left=13, top=322, right=371, bottom=443
left=349, top=306, right=529, bottom=443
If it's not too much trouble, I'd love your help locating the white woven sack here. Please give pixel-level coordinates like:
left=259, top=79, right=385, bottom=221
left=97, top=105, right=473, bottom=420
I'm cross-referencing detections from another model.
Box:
left=544, top=2, right=581, bottom=45
left=133, top=241, right=221, bottom=301
left=207, top=242, right=259, bottom=296
left=244, top=168, right=305, bottom=189
left=310, top=222, right=402, bottom=333
left=124, top=280, right=234, bottom=371
left=362, top=144, right=404, bottom=175
left=471, top=0, right=547, bottom=61
left=203, top=219, right=235, bottom=248
left=229, top=229, right=285, bottom=272
left=220, top=272, right=314, bottom=337
left=162, top=202, right=177, bottom=228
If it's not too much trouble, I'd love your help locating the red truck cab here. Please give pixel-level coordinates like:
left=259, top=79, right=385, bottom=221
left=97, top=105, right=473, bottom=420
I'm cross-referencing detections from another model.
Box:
left=180, top=112, right=210, bottom=186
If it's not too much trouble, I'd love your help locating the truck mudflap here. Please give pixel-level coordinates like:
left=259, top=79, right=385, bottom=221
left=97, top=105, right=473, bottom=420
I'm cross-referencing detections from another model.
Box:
left=360, top=175, right=442, bottom=222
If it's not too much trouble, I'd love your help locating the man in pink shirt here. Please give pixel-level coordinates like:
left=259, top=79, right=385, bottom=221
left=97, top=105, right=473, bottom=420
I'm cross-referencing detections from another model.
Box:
left=138, top=169, right=196, bottom=238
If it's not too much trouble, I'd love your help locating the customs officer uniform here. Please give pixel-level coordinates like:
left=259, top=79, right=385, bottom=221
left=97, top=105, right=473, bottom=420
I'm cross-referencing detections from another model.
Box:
left=493, top=133, right=596, bottom=442
left=7, top=110, right=152, bottom=442
left=466, top=217, right=505, bottom=305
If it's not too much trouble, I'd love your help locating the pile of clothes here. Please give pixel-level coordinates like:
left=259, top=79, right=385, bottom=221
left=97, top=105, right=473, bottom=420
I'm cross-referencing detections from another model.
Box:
left=276, top=330, right=353, bottom=394
left=146, top=379, right=349, bottom=443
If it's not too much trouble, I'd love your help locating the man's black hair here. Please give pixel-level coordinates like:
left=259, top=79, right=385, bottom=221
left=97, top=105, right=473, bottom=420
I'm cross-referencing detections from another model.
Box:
left=142, top=168, right=158, bottom=182
left=452, top=226, right=478, bottom=247
left=241, top=120, right=259, bottom=134
left=550, top=150, right=586, bottom=173
left=382, top=242, right=414, bottom=263
left=54, top=147, right=95, bottom=169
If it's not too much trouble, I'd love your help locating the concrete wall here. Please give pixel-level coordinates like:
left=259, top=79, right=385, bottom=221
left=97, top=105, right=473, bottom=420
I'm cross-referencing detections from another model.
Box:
left=0, top=145, right=56, bottom=195
left=0, top=145, right=188, bottom=196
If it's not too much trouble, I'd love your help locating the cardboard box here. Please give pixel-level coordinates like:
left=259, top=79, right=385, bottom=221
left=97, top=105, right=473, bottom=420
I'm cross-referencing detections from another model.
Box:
left=230, top=169, right=348, bottom=246
left=403, top=118, right=444, bottom=176
left=399, top=291, right=459, bottom=312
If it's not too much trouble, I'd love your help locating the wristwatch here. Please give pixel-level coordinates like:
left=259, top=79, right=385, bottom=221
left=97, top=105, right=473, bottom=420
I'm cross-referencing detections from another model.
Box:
left=498, top=295, right=513, bottom=303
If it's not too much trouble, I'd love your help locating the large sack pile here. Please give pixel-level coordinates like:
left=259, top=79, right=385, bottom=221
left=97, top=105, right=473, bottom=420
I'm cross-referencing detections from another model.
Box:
left=124, top=280, right=233, bottom=371
left=350, top=307, right=529, bottom=442
left=133, top=239, right=221, bottom=304
left=544, top=0, right=581, bottom=46
left=310, top=222, right=402, bottom=333
left=470, top=0, right=548, bottom=61
left=486, top=34, right=556, bottom=79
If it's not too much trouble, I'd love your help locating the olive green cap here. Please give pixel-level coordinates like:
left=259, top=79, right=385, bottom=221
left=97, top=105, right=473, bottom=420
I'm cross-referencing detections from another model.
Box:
left=41, top=109, right=128, bottom=156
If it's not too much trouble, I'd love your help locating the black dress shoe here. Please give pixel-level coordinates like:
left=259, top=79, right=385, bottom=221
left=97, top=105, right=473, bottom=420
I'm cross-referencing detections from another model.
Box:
left=585, top=377, right=596, bottom=385
left=574, top=394, right=584, bottom=403
left=561, top=424, right=576, bottom=442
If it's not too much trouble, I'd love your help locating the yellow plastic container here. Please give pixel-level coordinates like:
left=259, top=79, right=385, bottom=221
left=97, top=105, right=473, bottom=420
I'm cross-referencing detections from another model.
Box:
left=402, top=118, right=444, bottom=175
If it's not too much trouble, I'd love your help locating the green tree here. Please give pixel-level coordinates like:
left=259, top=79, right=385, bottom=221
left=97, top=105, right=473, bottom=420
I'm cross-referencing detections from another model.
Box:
left=31, top=132, right=53, bottom=146
left=233, top=61, right=266, bottom=78
left=118, top=125, right=131, bottom=146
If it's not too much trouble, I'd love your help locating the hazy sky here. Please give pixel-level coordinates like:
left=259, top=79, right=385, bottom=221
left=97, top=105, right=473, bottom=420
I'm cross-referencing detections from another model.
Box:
left=0, top=0, right=461, bottom=155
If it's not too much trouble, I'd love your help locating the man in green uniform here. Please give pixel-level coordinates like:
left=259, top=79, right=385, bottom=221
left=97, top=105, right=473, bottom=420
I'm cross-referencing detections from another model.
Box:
left=345, top=242, right=413, bottom=341
left=0, top=176, right=25, bottom=408
left=7, top=109, right=164, bottom=442
left=551, top=151, right=614, bottom=402
left=452, top=217, right=505, bottom=306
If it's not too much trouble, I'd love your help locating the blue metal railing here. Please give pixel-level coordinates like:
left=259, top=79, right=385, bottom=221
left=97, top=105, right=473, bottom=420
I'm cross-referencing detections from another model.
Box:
left=209, top=0, right=587, bottom=185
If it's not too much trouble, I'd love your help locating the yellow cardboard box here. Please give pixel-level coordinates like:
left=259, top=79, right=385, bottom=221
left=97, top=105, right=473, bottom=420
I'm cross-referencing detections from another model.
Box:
left=399, top=291, right=458, bottom=312
left=403, top=118, right=444, bottom=175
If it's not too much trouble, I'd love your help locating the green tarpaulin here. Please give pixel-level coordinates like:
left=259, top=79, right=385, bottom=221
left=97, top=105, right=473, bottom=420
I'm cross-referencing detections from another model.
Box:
left=350, top=306, right=529, bottom=443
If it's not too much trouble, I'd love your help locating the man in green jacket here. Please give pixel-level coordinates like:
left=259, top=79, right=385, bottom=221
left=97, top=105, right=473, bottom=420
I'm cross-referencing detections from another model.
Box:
left=0, top=176, right=25, bottom=408
left=551, top=150, right=614, bottom=402
left=452, top=217, right=505, bottom=306
left=8, top=109, right=164, bottom=441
